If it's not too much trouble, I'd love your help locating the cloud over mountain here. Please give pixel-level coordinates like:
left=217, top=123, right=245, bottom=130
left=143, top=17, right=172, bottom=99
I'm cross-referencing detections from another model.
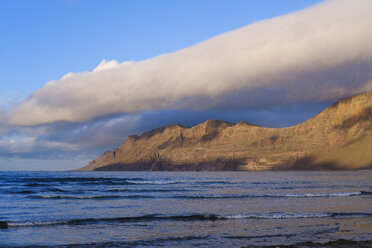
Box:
left=8, top=0, right=372, bottom=126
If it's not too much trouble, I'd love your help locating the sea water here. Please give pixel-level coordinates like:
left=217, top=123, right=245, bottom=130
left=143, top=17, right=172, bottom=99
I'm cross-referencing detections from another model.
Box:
left=0, top=171, right=371, bottom=247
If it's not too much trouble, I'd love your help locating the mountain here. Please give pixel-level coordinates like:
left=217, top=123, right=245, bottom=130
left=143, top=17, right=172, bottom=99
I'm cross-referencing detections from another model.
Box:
left=78, top=91, right=372, bottom=171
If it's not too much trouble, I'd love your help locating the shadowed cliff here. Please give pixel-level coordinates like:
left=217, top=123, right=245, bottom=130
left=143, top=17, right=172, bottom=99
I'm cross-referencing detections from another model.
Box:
left=78, top=91, right=372, bottom=171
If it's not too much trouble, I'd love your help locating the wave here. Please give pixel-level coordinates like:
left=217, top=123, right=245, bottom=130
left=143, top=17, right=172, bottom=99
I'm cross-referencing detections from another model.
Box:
left=10, top=189, right=371, bottom=199
left=176, top=191, right=371, bottom=199
left=126, top=180, right=177, bottom=185
left=261, top=239, right=372, bottom=248
left=3, top=212, right=372, bottom=228
left=6, top=187, right=70, bottom=195
left=223, top=238, right=372, bottom=248
left=275, top=192, right=363, bottom=197
left=225, top=212, right=372, bottom=219
left=6, top=190, right=36, bottom=194
left=20, top=177, right=139, bottom=182
left=11, top=177, right=143, bottom=186
left=26, top=191, right=371, bottom=200
left=10, top=235, right=211, bottom=247
left=198, top=181, right=235, bottom=185
left=229, top=212, right=372, bottom=219
left=3, top=214, right=218, bottom=228
left=225, top=233, right=295, bottom=240
left=361, top=190, right=372, bottom=195
left=107, top=188, right=189, bottom=193
left=30, top=194, right=154, bottom=200
left=48, top=188, right=69, bottom=193
left=25, top=183, right=52, bottom=187
left=14, top=177, right=180, bottom=186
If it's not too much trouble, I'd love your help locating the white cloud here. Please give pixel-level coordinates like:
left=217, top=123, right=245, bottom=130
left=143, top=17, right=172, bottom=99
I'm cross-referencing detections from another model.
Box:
left=0, top=108, right=11, bottom=136
left=0, top=157, right=91, bottom=171
left=93, top=59, right=120, bottom=72
left=0, top=136, right=79, bottom=154
left=53, top=114, right=141, bottom=149
left=8, top=0, right=372, bottom=126
left=0, top=113, right=142, bottom=158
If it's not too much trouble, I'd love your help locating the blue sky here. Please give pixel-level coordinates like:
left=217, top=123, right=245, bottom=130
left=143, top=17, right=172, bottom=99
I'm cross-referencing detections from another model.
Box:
left=0, top=0, right=322, bottom=102
left=1, top=0, right=371, bottom=171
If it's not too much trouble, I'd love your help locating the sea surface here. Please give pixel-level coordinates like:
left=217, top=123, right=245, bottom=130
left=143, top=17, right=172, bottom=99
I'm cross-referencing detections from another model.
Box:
left=0, top=171, right=371, bottom=247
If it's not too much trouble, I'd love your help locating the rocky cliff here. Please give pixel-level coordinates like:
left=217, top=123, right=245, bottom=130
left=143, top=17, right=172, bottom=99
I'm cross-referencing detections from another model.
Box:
left=78, top=91, right=372, bottom=171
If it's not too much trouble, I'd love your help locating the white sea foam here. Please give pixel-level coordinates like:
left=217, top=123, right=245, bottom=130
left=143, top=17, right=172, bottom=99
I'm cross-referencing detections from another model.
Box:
left=226, top=213, right=331, bottom=219
left=276, top=192, right=362, bottom=197
left=180, top=191, right=364, bottom=199
left=6, top=211, right=372, bottom=228
left=7, top=220, right=68, bottom=227
left=34, top=194, right=121, bottom=199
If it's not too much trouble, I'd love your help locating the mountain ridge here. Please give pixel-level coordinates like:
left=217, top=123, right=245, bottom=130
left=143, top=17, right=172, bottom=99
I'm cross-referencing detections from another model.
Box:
left=78, top=91, right=372, bottom=171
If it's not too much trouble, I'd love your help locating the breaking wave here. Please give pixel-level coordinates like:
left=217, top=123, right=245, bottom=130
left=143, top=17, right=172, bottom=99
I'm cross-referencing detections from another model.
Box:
left=30, top=194, right=154, bottom=200
left=176, top=191, right=371, bottom=199
left=3, top=212, right=372, bottom=228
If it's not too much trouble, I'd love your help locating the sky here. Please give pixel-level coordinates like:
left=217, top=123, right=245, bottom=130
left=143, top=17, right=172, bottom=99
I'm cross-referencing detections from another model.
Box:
left=1, top=0, right=371, bottom=171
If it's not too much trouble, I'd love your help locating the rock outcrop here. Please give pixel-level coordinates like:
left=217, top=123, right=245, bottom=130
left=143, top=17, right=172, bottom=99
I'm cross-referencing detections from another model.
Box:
left=78, top=91, right=372, bottom=171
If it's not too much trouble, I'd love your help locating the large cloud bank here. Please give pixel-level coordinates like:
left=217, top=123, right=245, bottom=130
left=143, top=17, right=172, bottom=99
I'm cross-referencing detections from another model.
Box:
left=9, top=0, right=372, bottom=126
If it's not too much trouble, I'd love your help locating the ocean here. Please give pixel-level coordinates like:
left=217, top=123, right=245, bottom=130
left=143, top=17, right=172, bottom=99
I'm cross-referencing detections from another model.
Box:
left=0, top=171, right=371, bottom=247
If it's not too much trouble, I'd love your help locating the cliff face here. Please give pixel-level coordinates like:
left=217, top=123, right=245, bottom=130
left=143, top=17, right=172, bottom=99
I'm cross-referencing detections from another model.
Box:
left=78, top=91, right=372, bottom=171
